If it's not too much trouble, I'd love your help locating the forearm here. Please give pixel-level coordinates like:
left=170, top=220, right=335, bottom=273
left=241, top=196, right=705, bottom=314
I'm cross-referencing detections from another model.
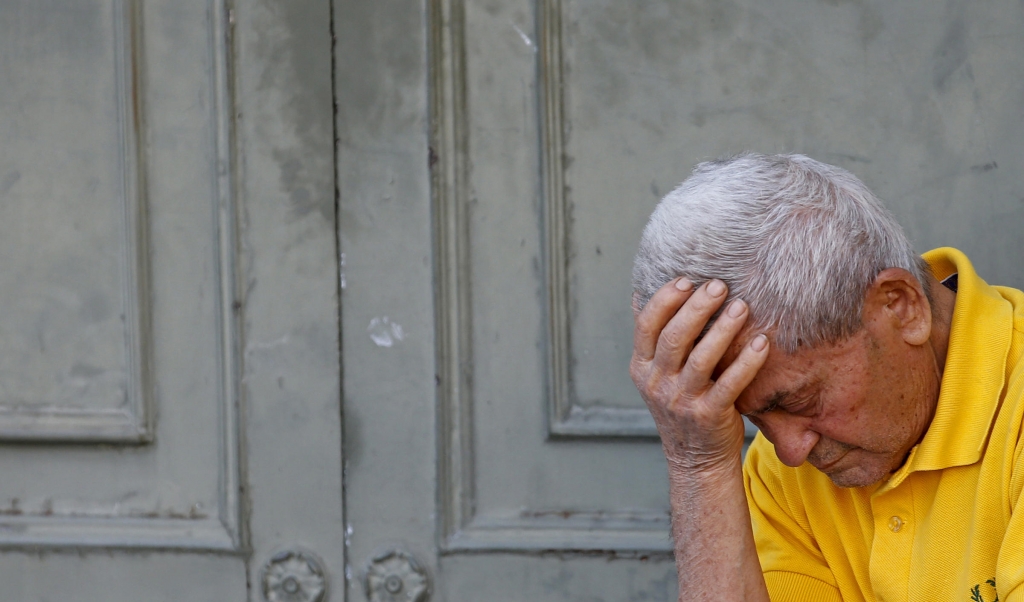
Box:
left=668, top=456, right=769, bottom=602
left=629, top=278, right=771, bottom=600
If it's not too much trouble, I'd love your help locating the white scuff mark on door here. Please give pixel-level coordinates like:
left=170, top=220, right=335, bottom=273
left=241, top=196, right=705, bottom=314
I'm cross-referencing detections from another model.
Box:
left=368, top=316, right=405, bottom=348
left=339, top=252, right=346, bottom=290
left=510, top=22, right=536, bottom=52
left=246, top=334, right=290, bottom=352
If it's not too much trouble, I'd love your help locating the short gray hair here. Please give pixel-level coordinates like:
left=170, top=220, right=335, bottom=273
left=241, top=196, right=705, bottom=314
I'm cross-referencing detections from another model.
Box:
left=632, top=153, right=928, bottom=353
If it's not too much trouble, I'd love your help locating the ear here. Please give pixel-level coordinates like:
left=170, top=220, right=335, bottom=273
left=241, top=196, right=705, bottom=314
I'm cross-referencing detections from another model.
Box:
left=631, top=291, right=643, bottom=317
left=862, top=268, right=932, bottom=346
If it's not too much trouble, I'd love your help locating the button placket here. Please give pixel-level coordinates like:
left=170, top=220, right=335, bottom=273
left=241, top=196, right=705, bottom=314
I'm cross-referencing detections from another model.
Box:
left=869, top=488, right=915, bottom=602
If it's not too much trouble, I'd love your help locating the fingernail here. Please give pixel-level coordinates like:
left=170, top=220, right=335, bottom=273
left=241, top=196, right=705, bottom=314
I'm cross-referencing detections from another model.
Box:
left=675, top=277, right=693, bottom=291
left=707, top=280, right=726, bottom=296
left=751, top=334, right=768, bottom=352
left=727, top=299, right=746, bottom=317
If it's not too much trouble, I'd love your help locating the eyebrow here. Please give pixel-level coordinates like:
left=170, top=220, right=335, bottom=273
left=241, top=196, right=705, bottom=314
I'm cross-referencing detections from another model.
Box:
left=743, top=390, right=791, bottom=417
left=744, top=380, right=819, bottom=417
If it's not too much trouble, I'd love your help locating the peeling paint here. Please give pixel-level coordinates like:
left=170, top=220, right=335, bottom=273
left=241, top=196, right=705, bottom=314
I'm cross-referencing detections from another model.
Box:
left=339, top=252, right=347, bottom=290
left=246, top=335, right=291, bottom=353
left=0, top=496, right=209, bottom=521
left=510, top=22, right=536, bottom=52
left=368, top=316, right=404, bottom=347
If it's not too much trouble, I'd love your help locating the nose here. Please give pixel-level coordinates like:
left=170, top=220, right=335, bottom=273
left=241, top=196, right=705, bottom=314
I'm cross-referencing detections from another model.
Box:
left=757, top=414, right=819, bottom=468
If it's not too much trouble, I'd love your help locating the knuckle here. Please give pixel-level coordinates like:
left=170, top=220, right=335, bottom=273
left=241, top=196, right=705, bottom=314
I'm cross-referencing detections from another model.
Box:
left=710, top=379, right=739, bottom=401
left=706, top=310, right=736, bottom=332
left=633, top=322, right=655, bottom=342
left=687, top=351, right=712, bottom=374
left=657, top=329, right=684, bottom=352
left=629, top=361, right=660, bottom=393
left=640, top=292, right=670, bottom=316
left=628, top=359, right=645, bottom=383
left=715, top=368, right=756, bottom=398
left=734, top=349, right=764, bottom=372
left=635, top=373, right=683, bottom=413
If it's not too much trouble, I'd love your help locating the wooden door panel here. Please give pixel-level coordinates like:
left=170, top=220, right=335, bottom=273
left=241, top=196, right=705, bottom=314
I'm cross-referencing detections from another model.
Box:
left=0, top=0, right=241, bottom=553
left=0, top=0, right=345, bottom=599
left=0, top=0, right=148, bottom=440
left=344, top=0, right=1024, bottom=600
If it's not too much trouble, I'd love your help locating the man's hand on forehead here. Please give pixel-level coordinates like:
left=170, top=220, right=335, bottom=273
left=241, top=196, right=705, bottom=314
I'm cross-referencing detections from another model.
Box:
left=630, top=277, right=771, bottom=468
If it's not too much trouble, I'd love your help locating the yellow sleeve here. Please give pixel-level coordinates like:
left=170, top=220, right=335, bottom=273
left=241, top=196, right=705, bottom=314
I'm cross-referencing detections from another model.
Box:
left=995, top=348, right=1024, bottom=601
left=997, top=417, right=1024, bottom=599
left=1003, top=501, right=1024, bottom=602
left=744, top=435, right=842, bottom=601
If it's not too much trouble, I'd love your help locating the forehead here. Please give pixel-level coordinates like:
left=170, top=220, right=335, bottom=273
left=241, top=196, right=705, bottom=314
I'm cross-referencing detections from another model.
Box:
left=724, top=332, right=869, bottom=413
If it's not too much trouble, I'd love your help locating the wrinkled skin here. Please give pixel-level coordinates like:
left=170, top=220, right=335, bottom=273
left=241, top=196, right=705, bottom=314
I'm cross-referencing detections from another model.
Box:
left=630, top=276, right=771, bottom=602
left=630, top=277, right=770, bottom=473
left=629, top=268, right=951, bottom=601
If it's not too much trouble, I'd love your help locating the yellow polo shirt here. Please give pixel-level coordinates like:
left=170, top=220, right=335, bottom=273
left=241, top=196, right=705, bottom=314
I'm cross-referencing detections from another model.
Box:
left=744, top=247, right=1024, bottom=602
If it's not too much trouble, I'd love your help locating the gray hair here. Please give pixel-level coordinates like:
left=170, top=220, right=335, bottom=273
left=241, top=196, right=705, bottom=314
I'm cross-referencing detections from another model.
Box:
left=632, top=153, right=928, bottom=353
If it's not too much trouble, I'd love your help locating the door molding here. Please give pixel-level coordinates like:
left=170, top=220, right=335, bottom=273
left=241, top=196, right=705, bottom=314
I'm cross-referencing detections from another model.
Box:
left=430, top=0, right=672, bottom=554
left=0, top=0, right=153, bottom=444
left=0, top=0, right=242, bottom=553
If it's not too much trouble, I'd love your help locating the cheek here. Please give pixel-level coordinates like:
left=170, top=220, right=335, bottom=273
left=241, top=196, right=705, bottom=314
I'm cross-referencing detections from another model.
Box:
left=827, top=361, right=876, bottom=423
left=829, top=383, right=868, bottom=421
left=815, top=384, right=874, bottom=441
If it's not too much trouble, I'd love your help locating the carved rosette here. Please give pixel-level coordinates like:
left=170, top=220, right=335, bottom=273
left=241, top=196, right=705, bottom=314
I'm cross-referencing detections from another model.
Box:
left=364, top=550, right=430, bottom=602
left=261, top=549, right=328, bottom=602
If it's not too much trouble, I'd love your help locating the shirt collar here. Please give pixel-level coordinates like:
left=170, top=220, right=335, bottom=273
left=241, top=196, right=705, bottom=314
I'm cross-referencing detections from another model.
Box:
left=888, top=247, right=1013, bottom=482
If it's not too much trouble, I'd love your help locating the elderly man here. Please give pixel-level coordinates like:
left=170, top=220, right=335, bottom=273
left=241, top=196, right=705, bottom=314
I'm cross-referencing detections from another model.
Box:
left=630, top=153, right=1024, bottom=601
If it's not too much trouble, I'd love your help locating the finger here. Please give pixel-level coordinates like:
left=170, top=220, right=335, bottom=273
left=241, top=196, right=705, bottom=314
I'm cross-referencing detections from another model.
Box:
left=678, top=298, right=750, bottom=389
left=633, top=277, right=695, bottom=361
left=652, top=279, right=729, bottom=372
left=709, top=334, right=770, bottom=406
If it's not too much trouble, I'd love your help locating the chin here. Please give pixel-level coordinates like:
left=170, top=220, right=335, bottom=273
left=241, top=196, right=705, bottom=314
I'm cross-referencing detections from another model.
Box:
left=825, top=465, right=887, bottom=488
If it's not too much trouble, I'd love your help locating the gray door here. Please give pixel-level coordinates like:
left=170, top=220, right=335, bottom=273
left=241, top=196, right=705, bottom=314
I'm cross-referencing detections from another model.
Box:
left=339, top=0, right=1024, bottom=600
left=5, top=0, right=1023, bottom=599
left=0, top=0, right=343, bottom=599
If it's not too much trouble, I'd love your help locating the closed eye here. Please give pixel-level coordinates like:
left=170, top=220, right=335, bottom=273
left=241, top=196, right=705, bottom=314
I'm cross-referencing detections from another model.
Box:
left=779, top=389, right=821, bottom=417
left=743, top=380, right=820, bottom=418
left=743, top=391, right=787, bottom=417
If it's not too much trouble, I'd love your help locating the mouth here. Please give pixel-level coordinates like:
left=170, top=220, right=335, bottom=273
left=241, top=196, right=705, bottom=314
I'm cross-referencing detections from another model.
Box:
left=810, top=448, right=852, bottom=473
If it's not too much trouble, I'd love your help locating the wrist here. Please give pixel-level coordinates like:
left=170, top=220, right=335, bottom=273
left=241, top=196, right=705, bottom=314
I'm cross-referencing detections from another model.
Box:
left=663, top=443, right=743, bottom=474
left=665, top=452, right=744, bottom=497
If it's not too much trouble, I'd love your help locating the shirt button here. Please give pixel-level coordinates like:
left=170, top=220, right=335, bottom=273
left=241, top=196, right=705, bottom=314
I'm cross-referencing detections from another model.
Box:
left=888, top=516, right=904, bottom=533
